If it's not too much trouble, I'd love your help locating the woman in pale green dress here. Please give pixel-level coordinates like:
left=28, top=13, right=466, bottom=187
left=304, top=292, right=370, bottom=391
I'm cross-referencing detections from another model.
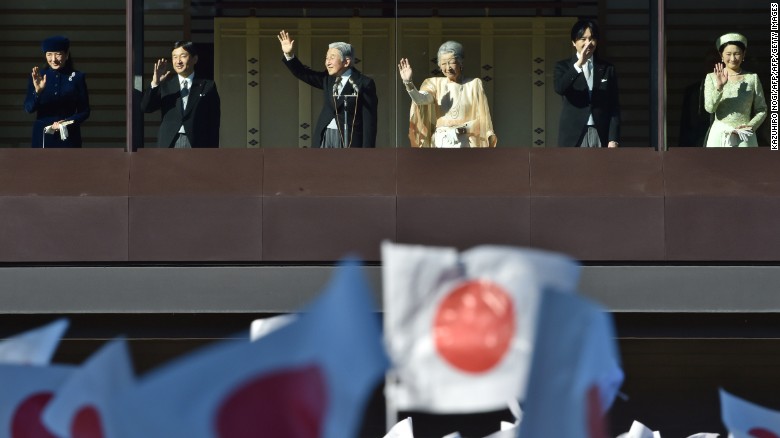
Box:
left=703, top=32, right=767, bottom=147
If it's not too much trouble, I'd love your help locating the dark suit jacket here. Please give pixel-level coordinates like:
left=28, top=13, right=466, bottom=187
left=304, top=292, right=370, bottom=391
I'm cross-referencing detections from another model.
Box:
left=554, top=55, right=620, bottom=147
left=283, top=56, right=378, bottom=148
left=140, top=76, right=221, bottom=148
left=24, top=67, right=90, bottom=148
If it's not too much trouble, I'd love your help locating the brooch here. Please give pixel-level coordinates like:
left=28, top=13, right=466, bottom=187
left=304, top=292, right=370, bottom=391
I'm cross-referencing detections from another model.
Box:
left=68, top=72, right=75, bottom=82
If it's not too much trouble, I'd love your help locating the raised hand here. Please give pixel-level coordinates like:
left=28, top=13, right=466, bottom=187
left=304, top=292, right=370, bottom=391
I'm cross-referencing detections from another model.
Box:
left=398, top=58, right=413, bottom=82
left=576, top=42, right=595, bottom=67
left=31, top=66, right=47, bottom=93
left=151, top=58, right=172, bottom=87
left=713, top=62, right=728, bottom=90
left=278, top=30, right=295, bottom=55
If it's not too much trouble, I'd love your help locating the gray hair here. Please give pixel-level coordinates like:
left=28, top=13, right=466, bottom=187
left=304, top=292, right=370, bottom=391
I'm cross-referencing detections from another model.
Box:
left=437, top=41, right=464, bottom=64
left=328, top=42, right=354, bottom=61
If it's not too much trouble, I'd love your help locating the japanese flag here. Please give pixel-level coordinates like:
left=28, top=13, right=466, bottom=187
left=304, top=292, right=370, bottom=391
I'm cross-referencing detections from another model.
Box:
left=107, top=259, right=388, bottom=438
left=0, top=363, right=74, bottom=438
left=42, top=338, right=134, bottom=438
left=382, top=241, right=581, bottom=413
left=517, top=290, right=623, bottom=438
left=720, top=389, right=780, bottom=438
left=0, top=319, right=68, bottom=365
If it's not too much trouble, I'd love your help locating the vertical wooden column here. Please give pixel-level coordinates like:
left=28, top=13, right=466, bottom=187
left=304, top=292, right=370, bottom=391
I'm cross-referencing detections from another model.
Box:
left=297, top=19, right=312, bottom=148
left=532, top=18, right=547, bottom=147
left=246, top=20, right=261, bottom=148
left=480, top=21, right=494, bottom=115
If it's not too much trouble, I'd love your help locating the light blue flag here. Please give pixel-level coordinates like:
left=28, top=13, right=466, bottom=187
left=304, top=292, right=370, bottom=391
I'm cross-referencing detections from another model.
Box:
left=108, top=259, right=388, bottom=438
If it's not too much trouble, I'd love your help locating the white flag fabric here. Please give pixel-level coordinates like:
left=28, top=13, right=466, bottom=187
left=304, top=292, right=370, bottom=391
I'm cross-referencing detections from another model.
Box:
left=382, top=241, right=580, bottom=413
left=517, top=290, right=623, bottom=438
left=616, top=420, right=661, bottom=438
left=720, top=389, right=780, bottom=438
left=384, top=417, right=414, bottom=438
left=686, top=434, right=719, bottom=438
left=249, top=314, right=297, bottom=342
left=107, top=260, right=388, bottom=438
left=42, top=338, right=134, bottom=438
left=0, top=363, right=74, bottom=438
left=0, top=319, right=68, bottom=365
left=482, top=423, right=518, bottom=438
left=482, top=399, right=523, bottom=438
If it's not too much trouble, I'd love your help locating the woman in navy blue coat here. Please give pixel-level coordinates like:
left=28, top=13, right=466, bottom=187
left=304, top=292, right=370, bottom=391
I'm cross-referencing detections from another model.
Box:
left=24, top=36, right=90, bottom=148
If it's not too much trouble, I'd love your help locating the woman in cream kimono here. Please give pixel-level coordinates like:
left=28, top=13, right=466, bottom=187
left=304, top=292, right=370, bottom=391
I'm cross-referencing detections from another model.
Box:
left=398, top=41, right=497, bottom=148
left=703, top=32, right=767, bottom=147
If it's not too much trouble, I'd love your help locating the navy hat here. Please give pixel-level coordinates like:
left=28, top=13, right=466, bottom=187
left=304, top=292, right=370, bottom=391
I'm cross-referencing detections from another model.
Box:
left=41, top=36, right=70, bottom=53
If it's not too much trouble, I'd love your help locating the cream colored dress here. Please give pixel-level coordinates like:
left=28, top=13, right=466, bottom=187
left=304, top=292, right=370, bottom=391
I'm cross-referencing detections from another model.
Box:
left=407, top=77, right=497, bottom=148
left=703, top=72, right=767, bottom=147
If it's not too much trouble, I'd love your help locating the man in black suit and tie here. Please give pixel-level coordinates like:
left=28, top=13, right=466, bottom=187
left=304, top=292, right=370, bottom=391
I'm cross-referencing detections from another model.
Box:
left=141, top=41, right=221, bottom=148
left=554, top=20, right=620, bottom=148
left=278, top=30, right=378, bottom=148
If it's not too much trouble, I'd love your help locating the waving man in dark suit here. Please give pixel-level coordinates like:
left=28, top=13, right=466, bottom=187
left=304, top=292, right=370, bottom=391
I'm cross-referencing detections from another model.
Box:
left=278, top=30, right=378, bottom=148
left=141, top=41, right=221, bottom=148
left=554, top=20, right=620, bottom=148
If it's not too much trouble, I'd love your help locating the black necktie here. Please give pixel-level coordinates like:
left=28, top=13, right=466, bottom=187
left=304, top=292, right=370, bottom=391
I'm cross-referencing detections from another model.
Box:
left=181, top=80, right=189, bottom=111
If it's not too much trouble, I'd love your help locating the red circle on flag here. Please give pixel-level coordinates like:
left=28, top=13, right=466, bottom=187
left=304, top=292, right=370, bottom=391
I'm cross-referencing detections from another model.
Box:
left=10, top=392, right=56, bottom=438
left=70, top=405, right=104, bottom=438
left=433, top=279, right=515, bottom=373
left=749, top=429, right=780, bottom=438
left=215, top=365, right=327, bottom=438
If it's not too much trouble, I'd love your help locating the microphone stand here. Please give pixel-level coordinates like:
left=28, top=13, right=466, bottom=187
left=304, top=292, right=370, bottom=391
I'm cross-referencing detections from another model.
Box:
left=342, top=78, right=359, bottom=148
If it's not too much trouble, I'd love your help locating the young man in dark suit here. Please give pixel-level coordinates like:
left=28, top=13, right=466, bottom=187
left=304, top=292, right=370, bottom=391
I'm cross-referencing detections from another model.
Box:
left=141, top=41, right=221, bottom=148
left=278, top=30, right=378, bottom=148
left=554, top=20, right=620, bottom=148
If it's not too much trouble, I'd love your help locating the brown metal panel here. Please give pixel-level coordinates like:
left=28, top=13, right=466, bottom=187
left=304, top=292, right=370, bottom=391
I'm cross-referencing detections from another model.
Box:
left=0, top=197, right=128, bottom=262
left=664, top=149, right=780, bottom=196
left=397, top=196, right=529, bottom=250
left=128, top=196, right=262, bottom=261
left=262, top=197, right=395, bottom=262
left=396, top=149, right=530, bottom=250
left=530, top=148, right=664, bottom=196
left=263, top=149, right=397, bottom=196
left=262, top=149, right=396, bottom=262
left=666, top=197, right=780, bottom=261
left=0, top=149, right=130, bottom=196
left=397, top=148, right=530, bottom=196
left=129, top=149, right=263, bottom=196
left=530, top=197, right=665, bottom=260
left=530, top=149, right=665, bottom=260
left=0, top=149, right=130, bottom=262
left=664, top=149, right=780, bottom=261
left=128, top=149, right=264, bottom=261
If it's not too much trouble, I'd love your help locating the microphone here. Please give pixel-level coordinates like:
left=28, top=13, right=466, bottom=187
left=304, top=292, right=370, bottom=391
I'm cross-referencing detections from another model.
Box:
left=333, top=76, right=342, bottom=97
left=347, top=76, right=359, bottom=94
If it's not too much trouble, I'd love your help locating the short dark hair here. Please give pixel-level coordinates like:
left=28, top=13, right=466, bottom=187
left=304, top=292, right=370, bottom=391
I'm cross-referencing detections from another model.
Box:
left=718, top=41, right=746, bottom=54
left=570, top=19, right=600, bottom=42
left=173, top=41, right=198, bottom=57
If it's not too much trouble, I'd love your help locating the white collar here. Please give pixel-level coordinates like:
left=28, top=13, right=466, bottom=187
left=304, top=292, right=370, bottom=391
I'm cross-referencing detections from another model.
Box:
left=179, top=73, right=195, bottom=88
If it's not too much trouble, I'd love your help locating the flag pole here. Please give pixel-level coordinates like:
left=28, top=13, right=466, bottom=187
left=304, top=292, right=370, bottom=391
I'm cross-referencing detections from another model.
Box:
left=385, top=372, right=399, bottom=432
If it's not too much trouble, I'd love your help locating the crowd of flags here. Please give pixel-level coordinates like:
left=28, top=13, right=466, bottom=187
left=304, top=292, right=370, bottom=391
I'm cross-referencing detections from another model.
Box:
left=0, top=241, right=778, bottom=437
